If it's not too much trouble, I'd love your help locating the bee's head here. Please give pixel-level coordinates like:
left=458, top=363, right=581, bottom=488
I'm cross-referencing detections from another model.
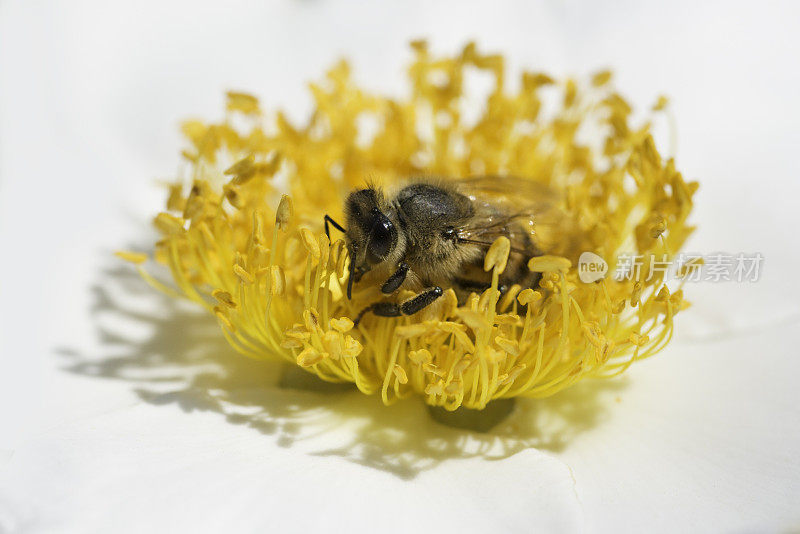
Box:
left=344, top=187, right=398, bottom=298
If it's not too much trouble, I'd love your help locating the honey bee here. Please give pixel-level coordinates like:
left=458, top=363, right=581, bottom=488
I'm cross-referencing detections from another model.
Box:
left=324, top=177, right=564, bottom=324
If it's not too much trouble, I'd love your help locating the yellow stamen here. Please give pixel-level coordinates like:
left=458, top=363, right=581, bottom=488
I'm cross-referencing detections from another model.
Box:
left=300, top=228, right=321, bottom=260
left=330, top=317, right=354, bottom=333
left=393, top=365, right=409, bottom=384
left=484, top=236, right=511, bottom=273
left=276, top=195, right=293, bottom=231
left=269, top=266, right=285, bottom=296
left=297, top=346, right=325, bottom=367
left=212, top=289, right=237, bottom=309
left=226, top=91, right=260, bottom=114
left=233, top=264, right=254, bottom=285
left=115, top=251, right=147, bottom=264
left=131, top=42, right=695, bottom=410
left=528, top=255, right=572, bottom=273
left=408, top=349, right=433, bottom=366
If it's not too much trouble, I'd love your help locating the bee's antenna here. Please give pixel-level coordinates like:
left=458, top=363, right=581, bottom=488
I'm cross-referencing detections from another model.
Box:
left=324, top=214, right=346, bottom=239
left=347, top=258, right=355, bottom=300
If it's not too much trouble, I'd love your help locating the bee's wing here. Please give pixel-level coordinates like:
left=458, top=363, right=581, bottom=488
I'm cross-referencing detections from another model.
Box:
left=453, top=175, right=581, bottom=258
left=456, top=175, right=562, bottom=207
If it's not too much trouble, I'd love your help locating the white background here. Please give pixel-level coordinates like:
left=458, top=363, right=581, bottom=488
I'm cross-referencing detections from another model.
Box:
left=1, top=1, right=799, bottom=532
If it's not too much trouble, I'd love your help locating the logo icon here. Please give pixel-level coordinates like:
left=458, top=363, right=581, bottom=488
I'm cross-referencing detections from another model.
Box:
left=578, top=251, right=608, bottom=283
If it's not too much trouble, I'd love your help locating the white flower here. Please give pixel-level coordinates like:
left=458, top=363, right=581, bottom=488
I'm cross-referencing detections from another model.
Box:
left=1, top=2, right=799, bottom=532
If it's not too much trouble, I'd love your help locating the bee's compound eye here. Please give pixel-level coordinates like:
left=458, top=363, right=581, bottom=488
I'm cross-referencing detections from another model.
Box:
left=366, top=215, right=396, bottom=264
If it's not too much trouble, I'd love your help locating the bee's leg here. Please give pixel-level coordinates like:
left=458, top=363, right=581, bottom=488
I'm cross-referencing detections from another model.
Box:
left=324, top=214, right=346, bottom=239
left=353, top=286, right=443, bottom=325
left=400, top=286, right=443, bottom=315
left=354, top=302, right=401, bottom=325
left=381, top=262, right=409, bottom=294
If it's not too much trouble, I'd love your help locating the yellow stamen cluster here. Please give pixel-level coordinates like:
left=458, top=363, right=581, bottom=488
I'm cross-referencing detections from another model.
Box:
left=122, top=42, right=697, bottom=411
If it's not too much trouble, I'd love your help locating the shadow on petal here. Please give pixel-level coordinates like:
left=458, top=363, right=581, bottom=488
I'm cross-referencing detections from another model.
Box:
left=57, top=254, right=628, bottom=480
